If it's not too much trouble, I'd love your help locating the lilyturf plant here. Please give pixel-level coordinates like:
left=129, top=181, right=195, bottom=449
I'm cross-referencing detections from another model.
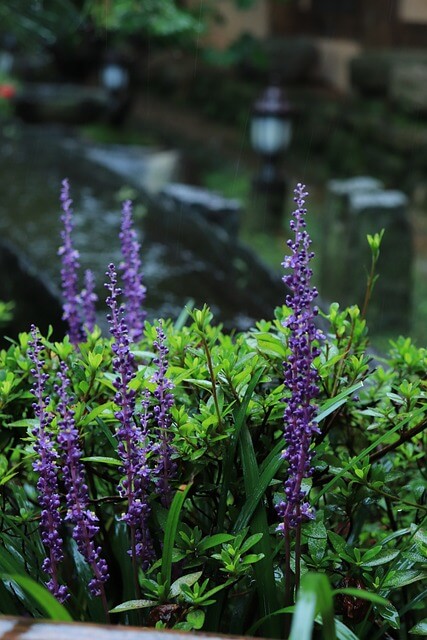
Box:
left=0, top=180, right=425, bottom=640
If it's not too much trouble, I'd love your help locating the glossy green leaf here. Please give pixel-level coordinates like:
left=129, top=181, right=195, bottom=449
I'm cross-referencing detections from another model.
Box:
left=376, top=602, right=400, bottom=630
left=383, top=569, right=427, bottom=589
left=170, top=571, right=203, bottom=598
left=360, top=549, right=400, bottom=567
left=198, top=533, right=234, bottom=553
left=110, top=599, right=157, bottom=613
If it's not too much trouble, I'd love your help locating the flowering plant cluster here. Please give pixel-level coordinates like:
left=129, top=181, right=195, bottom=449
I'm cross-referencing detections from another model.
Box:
left=0, top=182, right=425, bottom=639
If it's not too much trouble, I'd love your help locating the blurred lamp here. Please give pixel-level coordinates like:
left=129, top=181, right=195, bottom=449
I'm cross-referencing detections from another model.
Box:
left=250, top=84, right=293, bottom=229
left=100, top=58, right=129, bottom=94
left=250, top=85, right=292, bottom=156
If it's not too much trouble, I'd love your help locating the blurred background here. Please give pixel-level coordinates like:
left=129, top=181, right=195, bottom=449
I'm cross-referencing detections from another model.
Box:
left=0, top=0, right=426, bottom=349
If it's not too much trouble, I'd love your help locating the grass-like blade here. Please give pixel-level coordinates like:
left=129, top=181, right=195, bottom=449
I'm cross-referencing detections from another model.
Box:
left=161, top=482, right=192, bottom=593
left=233, top=383, right=363, bottom=533
left=247, top=606, right=295, bottom=636
left=217, top=367, right=264, bottom=531
left=174, top=300, right=195, bottom=330
left=289, top=573, right=336, bottom=640
left=238, top=420, right=280, bottom=638
left=1, top=573, right=72, bottom=621
left=332, top=587, right=389, bottom=607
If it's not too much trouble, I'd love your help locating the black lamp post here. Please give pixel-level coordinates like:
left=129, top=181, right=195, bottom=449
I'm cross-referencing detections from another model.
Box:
left=250, top=84, right=293, bottom=229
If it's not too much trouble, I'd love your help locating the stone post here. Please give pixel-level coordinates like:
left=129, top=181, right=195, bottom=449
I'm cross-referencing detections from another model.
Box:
left=321, top=176, right=384, bottom=302
left=348, top=190, right=412, bottom=334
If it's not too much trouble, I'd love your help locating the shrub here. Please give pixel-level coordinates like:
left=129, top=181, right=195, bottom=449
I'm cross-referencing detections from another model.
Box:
left=0, top=181, right=425, bottom=639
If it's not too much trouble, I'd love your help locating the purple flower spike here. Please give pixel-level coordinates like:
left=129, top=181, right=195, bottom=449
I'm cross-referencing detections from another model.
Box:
left=56, top=361, right=109, bottom=597
left=81, top=269, right=98, bottom=332
left=276, top=184, right=323, bottom=533
left=28, top=325, right=68, bottom=603
left=152, top=320, right=176, bottom=508
left=106, top=263, right=153, bottom=565
left=58, top=178, right=83, bottom=344
left=119, top=200, right=147, bottom=342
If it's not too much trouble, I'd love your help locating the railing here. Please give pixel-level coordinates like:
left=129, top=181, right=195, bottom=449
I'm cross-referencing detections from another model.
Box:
left=0, top=616, right=247, bottom=640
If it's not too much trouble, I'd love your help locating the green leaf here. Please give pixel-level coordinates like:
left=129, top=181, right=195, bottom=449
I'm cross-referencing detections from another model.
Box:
left=78, top=380, right=89, bottom=394
left=7, top=419, right=38, bottom=429
left=360, top=549, right=400, bottom=567
left=290, top=573, right=336, bottom=640
left=161, top=483, right=192, bottom=593
left=186, top=609, right=205, bottom=630
left=328, top=531, right=348, bottom=556
left=383, top=569, right=427, bottom=589
left=332, top=588, right=390, bottom=607
left=1, top=574, right=72, bottom=621
left=409, top=620, right=427, bottom=635
left=315, top=382, right=364, bottom=425
left=217, top=367, right=264, bottom=531
left=81, top=456, right=122, bottom=467
left=198, top=533, right=234, bottom=553
left=232, top=440, right=283, bottom=533
left=80, top=402, right=113, bottom=426
left=170, top=571, right=203, bottom=598
left=247, top=606, right=295, bottom=635
left=333, top=618, right=359, bottom=640
left=110, top=599, right=157, bottom=613
left=305, top=520, right=328, bottom=561
left=183, top=379, right=212, bottom=390
left=412, top=525, right=427, bottom=547
left=400, top=588, right=427, bottom=617
left=238, top=414, right=280, bottom=638
left=174, top=300, right=194, bottom=330
left=94, top=417, right=118, bottom=451
left=376, top=602, right=400, bottom=630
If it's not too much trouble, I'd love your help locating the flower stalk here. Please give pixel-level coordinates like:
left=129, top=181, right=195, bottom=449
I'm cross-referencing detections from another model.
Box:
left=28, top=325, right=68, bottom=603
left=276, top=183, right=323, bottom=602
left=119, top=200, right=146, bottom=342
left=56, top=361, right=109, bottom=614
left=106, top=263, right=153, bottom=585
left=58, top=178, right=83, bottom=344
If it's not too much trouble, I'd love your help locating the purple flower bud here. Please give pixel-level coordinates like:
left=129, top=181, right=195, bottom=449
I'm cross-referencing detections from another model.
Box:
left=58, top=179, right=83, bottom=344
left=106, top=262, right=153, bottom=566
left=81, top=269, right=97, bottom=332
left=28, top=325, right=68, bottom=602
left=56, top=361, right=109, bottom=597
left=119, top=200, right=146, bottom=342
left=152, top=320, right=176, bottom=508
